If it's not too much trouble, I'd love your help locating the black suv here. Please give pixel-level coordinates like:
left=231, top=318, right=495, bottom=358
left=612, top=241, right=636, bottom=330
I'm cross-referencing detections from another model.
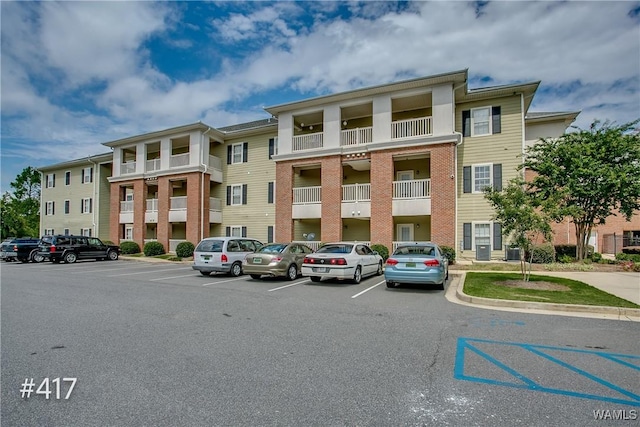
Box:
left=38, top=235, right=120, bottom=263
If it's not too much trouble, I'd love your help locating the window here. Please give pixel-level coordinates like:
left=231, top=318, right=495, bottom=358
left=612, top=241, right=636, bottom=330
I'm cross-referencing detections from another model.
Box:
left=64, top=200, right=70, bottom=214
left=268, top=182, right=274, bottom=204
left=44, top=228, right=54, bottom=235
left=63, top=228, right=70, bottom=236
left=268, top=137, right=278, bottom=159
left=267, top=225, right=274, bottom=243
left=474, top=165, right=491, bottom=192
left=81, top=228, right=92, bottom=237
left=227, top=142, right=248, bottom=164
left=45, top=201, right=55, bottom=215
left=462, top=106, right=501, bottom=137
left=226, top=184, right=247, bottom=206
left=125, top=225, right=133, bottom=240
left=474, top=223, right=491, bottom=246
left=82, top=167, right=93, bottom=184
left=225, top=227, right=247, bottom=238
left=46, top=173, right=55, bottom=188
left=396, top=224, right=414, bottom=242
left=81, top=198, right=92, bottom=214
left=65, top=171, right=71, bottom=186
left=230, top=228, right=242, bottom=238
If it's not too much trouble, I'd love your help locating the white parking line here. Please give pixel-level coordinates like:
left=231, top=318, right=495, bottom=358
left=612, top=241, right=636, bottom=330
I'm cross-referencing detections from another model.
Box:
left=108, top=267, right=191, bottom=277
left=201, top=277, right=247, bottom=286
left=268, top=278, right=310, bottom=292
left=351, top=279, right=386, bottom=298
left=150, top=273, right=200, bottom=281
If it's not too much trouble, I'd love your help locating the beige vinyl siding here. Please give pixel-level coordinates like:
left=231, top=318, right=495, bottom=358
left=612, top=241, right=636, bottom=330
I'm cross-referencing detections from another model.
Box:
left=212, top=131, right=277, bottom=242
left=293, top=219, right=321, bottom=242
left=456, top=95, right=523, bottom=256
left=342, top=219, right=370, bottom=241
left=393, top=158, right=431, bottom=179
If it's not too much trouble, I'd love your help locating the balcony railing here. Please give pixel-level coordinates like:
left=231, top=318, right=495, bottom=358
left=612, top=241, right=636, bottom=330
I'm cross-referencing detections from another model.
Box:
left=121, top=162, right=136, bottom=174
left=169, top=239, right=186, bottom=253
left=340, top=127, right=373, bottom=146
left=393, top=179, right=431, bottom=199
left=209, top=155, right=222, bottom=170
left=342, top=183, right=371, bottom=202
left=293, top=186, right=321, bottom=204
left=292, top=241, right=322, bottom=251
left=209, top=197, right=222, bottom=211
left=170, top=196, right=187, bottom=210
left=170, top=152, right=190, bottom=168
left=146, top=158, right=161, bottom=172
left=292, top=132, right=323, bottom=151
left=391, top=116, right=432, bottom=139
left=146, top=199, right=158, bottom=212
left=120, top=201, right=134, bottom=212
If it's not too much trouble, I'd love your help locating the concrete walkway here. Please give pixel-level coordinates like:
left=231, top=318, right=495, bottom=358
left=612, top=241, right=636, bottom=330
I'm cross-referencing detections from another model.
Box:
left=447, top=270, right=640, bottom=322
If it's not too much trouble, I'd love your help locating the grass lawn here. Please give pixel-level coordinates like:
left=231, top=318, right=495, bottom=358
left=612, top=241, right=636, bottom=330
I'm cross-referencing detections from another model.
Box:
left=463, top=272, right=640, bottom=308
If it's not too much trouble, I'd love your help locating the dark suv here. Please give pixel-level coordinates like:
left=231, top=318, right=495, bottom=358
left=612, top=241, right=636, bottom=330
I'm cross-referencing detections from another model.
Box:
left=38, top=235, right=120, bottom=263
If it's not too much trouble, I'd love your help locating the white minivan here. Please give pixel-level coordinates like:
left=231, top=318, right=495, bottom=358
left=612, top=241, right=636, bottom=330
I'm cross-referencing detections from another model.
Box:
left=192, top=237, right=263, bottom=277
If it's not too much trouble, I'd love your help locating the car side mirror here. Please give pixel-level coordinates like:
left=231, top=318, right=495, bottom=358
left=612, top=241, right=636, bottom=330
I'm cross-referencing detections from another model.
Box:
left=372, top=251, right=378, bottom=255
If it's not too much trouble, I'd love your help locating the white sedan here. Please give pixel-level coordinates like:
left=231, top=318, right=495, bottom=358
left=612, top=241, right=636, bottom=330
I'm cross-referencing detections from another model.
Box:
left=301, top=242, right=384, bottom=284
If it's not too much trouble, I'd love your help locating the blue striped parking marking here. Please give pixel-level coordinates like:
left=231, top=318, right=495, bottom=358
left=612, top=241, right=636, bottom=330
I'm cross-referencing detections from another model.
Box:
left=454, top=337, right=640, bottom=406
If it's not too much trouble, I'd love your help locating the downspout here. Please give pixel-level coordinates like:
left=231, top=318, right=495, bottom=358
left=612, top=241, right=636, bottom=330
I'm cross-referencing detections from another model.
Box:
left=200, top=127, right=213, bottom=242
left=452, top=80, right=465, bottom=256
left=88, top=156, right=97, bottom=238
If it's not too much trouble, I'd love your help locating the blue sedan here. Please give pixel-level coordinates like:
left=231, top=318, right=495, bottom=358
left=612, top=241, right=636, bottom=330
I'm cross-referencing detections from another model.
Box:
left=384, top=242, right=449, bottom=290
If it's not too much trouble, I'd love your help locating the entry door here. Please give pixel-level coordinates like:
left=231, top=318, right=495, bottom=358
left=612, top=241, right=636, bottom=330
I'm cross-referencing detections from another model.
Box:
left=397, top=224, right=414, bottom=242
left=397, top=171, right=414, bottom=181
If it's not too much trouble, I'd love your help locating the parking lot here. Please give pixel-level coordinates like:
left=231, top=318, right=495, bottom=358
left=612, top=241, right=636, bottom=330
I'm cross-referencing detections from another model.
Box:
left=2, top=259, right=639, bottom=426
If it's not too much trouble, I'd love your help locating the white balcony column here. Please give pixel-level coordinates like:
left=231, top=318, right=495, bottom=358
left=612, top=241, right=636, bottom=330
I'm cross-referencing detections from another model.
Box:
left=372, top=95, right=392, bottom=143
left=189, top=131, right=199, bottom=166
left=323, top=105, right=341, bottom=150
left=113, top=148, right=122, bottom=176
left=278, top=112, right=293, bottom=156
left=432, top=84, right=454, bottom=136
left=160, top=137, right=171, bottom=170
left=135, top=143, right=146, bottom=174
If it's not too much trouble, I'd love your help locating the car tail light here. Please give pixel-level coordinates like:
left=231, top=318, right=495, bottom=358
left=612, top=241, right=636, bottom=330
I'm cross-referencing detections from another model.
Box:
left=50, top=245, right=56, bottom=253
left=303, top=256, right=315, bottom=264
left=424, top=259, right=440, bottom=267
left=13, top=245, right=18, bottom=251
left=386, top=258, right=398, bottom=266
left=221, top=253, right=228, bottom=262
left=330, top=258, right=347, bottom=265
left=271, top=256, right=282, bottom=263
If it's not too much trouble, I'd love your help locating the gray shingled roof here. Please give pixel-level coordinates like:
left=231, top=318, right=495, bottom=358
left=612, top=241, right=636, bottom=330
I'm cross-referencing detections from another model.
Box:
left=218, top=117, right=278, bottom=133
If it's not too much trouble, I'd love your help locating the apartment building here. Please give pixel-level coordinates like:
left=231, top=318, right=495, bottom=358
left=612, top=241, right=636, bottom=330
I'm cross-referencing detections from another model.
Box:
left=39, top=69, right=638, bottom=257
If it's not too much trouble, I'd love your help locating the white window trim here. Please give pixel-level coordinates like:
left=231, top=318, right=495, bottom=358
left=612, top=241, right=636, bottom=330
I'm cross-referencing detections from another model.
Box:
left=470, top=106, right=492, bottom=137
left=230, top=184, right=243, bottom=206
left=81, top=198, right=92, bottom=214
left=63, top=228, right=70, bottom=236
left=65, top=171, right=71, bottom=186
left=64, top=199, right=70, bottom=215
left=231, top=143, right=245, bottom=164
left=125, top=225, right=134, bottom=240
left=472, top=163, right=493, bottom=194
left=46, top=174, right=55, bottom=188
left=82, top=167, right=92, bottom=184
left=81, top=228, right=92, bottom=237
left=472, top=221, right=492, bottom=248
left=396, top=223, right=415, bottom=241
left=229, top=226, right=243, bottom=237
left=396, top=170, right=414, bottom=181
left=44, top=228, right=54, bottom=235
left=45, top=201, right=54, bottom=216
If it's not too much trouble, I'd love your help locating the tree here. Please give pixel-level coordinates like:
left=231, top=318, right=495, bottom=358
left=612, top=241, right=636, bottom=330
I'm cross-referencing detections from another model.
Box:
left=1, top=167, right=41, bottom=239
left=522, top=120, right=640, bottom=260
left=484, top=177, right=552, bottom=281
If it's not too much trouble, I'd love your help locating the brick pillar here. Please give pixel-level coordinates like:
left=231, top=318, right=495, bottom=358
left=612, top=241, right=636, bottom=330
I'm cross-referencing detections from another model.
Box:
left=275, top=162, right=294, bottom=242
left=157, top=176, right=171, bottom=252
left=430, top=144, right=456, bottom=247
left=109, top=183, right=123, bottom=244
left=321, top=156, right=342, bottom=242
left=133, top=180, right=146, bottom=249
left=370, top=151, right=394, bottom=250
left=186, top=172, right=207, bottom=245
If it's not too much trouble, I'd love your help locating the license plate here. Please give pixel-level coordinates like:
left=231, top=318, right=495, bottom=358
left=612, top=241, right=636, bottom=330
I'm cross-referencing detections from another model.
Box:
left=313, top=267, right=329, bottom=273
left=203, top=255, right=211, bottom=260
left=405, top=262, right=416, bottom=268
left=253, top=257, right=262, bottom=264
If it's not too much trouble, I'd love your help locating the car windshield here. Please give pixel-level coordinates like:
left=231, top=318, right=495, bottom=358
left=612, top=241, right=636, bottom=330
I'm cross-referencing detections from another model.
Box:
left=394, top=246, right=435, bottom=256
left=195, top=240, right=223, bottom=252
left=316, top=244, right=353, bottom=254
left=40, top=237, right=53, bottom=245
left=257, top=244, right=287, bottom=254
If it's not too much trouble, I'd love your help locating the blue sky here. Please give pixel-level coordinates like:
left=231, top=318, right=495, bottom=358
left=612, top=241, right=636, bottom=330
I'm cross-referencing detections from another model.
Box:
left=1, top=1, right=639, bottom=193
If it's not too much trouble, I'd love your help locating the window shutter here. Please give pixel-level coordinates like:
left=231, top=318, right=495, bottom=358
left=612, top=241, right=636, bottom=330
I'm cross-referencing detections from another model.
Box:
left=268, top=182, right=274, bottom=203
left=463, top=223, right=472, bottom=250
left=493, top=223, right=502, bottom=250
left=463, top=166, right=471, bottom=193
left=267, top=226, right=273, bottom=243
left=241, top=226, right=247, bottom=238
left=462, top=110, right=471, bottom=137
left=493, top=164, right=502, bottom=191
left=81, top=199, right=84, bottom=213
left=81, top=170, right=85, bottom=184
left=52, top=174, right=55, bottom=188
left=65, top=200, right=69, bottom=214
left=225, top=227, right=230, bottom=237
left=227, top=145, right=232, bottom=164
left=242, top=184, right=248, bottom=205
left=89, top=167, right=93, bottom=183
left=226, top=186, right=231, bottom=205
left=52, top=201, right=55, bottom=215
left=243, top=142, right=248, bottom=163
left=268, top=138, right=274, bottom=159
left=492, top=106, right=501, bottom=134
left=89, top=198, right=93, bottom=213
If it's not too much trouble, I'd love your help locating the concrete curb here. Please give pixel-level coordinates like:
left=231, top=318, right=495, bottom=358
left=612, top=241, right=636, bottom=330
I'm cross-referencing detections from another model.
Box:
left=450, top=272, right=640, bottom=322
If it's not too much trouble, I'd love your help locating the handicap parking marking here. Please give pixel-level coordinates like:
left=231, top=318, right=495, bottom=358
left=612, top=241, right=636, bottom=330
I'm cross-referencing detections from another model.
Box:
left=351, top=279, right=386, bottom=299
left=268, top=278, right=310, bottom=292
left=454, top=337, right=640, bottom=406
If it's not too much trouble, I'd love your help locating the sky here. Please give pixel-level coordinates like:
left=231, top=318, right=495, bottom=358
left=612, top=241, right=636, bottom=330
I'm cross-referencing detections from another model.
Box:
left=1, top=1, right=639, bottom=193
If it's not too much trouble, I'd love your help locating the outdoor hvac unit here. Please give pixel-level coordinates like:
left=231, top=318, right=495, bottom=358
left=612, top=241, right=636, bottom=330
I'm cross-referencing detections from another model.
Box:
left=476, top=244, right=491, bottom=261
left=504, top=245, right=521, bottom=261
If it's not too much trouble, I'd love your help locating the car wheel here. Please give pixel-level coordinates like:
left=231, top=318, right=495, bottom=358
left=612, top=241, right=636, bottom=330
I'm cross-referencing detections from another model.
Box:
left=436, top=280, right=445, bottom=291
left=310, top=276, right=321, bottom=282
left=386, top=281, right=395, bottom=288
left=445, top=268, right=449, bottom=281
left=63, top=252, right=77, bottom=264
left=352, top=266, right=362, bottom=284
left=286, top=264, right=297, bottom=281
left=107, top=250, right=119, bottom=261
left=230, top=262, right=242, bottom=277
left=200, top=271, right=210, bottom=276
left=376, top=261, right=383, bottom=276
left=31, top=251, right=44, bottom=263
left=250, top=274, right=261, bottom=280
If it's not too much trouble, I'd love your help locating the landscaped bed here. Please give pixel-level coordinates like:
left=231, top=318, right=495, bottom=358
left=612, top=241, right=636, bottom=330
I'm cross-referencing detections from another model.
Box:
left=463, top=272, right=640, bottom=308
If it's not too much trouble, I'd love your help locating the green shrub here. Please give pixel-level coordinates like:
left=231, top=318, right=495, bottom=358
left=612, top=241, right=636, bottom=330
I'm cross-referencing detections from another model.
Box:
left=616, top=252, right=640, bottom=263
left=175, top=241, right=195, bottom=258
left=554, top=244, right=594, bottom=260
left=144, top=241, right=165, bottom=256
left=370, top=244, right=389, bottom=261
left=168, top=256, right=182, bottom=262
left=440, top=245, right=456, bottom=265
left=103, top=240, right=115, bottom=245
left=527, top=243, right=555, bottom=264
left=591, top=252, right=603, bottom=263
left=120, top=241, right=141, bottom=254
left=558, top=254, right=575, bottom=264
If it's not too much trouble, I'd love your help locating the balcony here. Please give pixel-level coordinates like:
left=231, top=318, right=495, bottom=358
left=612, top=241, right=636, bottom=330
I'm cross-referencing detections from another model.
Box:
left=119, top=200, right=134, bottom=223
left=342, top=183, right=371, bottom=218
left=169, top=196, right=187, bottom=222
left=341, top=127, right=373, bottom=146
left=292, top=186, right=321, bottom=218
left=392, top=179, right=431, bottom=216
left=145, top=198, right=158, bottom=223
left=146, top=158, right=161, bottom=172
left=292, top=132, right=323, bottom=152
left=170, top=153, right=190, bottom=168
left=208, top=155, right=223, bottom=182
left=392, top=116, right=432, bottom=139
left=121, top=162, right=136, bottom=175
left=210, top=197, right=222, bottom=223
